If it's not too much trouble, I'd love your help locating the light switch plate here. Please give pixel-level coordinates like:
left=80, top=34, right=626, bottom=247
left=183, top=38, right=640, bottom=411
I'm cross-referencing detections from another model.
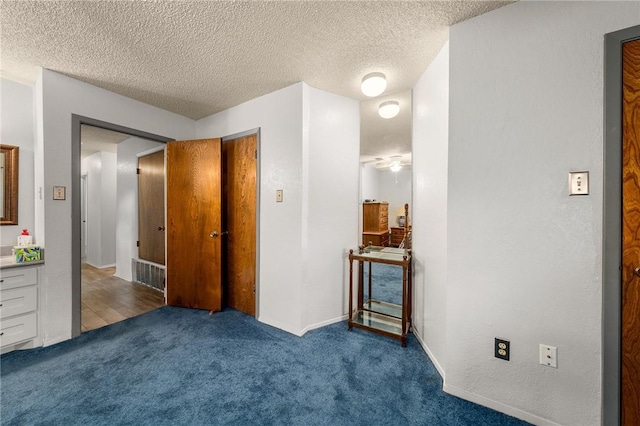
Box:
left=53, top=186, right=66, bottom=200
left=568, top=172, right=589, bottom=196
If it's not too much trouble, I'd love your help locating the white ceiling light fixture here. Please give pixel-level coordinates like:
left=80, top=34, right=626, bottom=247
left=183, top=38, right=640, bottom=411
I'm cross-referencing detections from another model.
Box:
left=378, top=100, right=400, bottom=119
left=361, top=72, right=387, bottom=97
left=390, top=161, right=402, bottom=172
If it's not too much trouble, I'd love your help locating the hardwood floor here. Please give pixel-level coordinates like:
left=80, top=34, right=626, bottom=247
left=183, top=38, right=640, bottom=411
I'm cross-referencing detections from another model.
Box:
left=81, top=263, right=164, bottom=332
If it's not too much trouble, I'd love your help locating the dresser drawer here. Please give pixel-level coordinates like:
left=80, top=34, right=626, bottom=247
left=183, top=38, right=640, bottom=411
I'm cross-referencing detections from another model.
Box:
left=0, top=267, right=38, bottom=290
left=362, top=231, right=389, bottom=247
left=0, top=285, right=37, bottom=319
left=1, top=312, right=37, bottom=348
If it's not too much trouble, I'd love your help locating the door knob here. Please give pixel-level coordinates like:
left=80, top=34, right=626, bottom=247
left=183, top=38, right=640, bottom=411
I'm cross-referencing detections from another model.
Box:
left=210, top=231, right=218, bottom=238
left=158, top=226, right=165, bottom=231
left=634, top=267, right=640, bottom=277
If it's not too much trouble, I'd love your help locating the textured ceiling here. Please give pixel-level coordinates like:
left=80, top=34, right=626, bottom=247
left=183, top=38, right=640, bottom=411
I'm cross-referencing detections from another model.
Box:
left=1, top=1, right=511, bottom=161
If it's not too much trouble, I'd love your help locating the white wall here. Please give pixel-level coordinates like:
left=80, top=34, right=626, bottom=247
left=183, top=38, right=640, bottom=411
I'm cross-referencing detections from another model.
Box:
left=303, top=85, right=360, bottom=331
left=81, top=151, right=116, bottom=268
left=35, top=69, right=194, bottom=345
left=412, top=41, right=449, bottom=376
left=115, top=138, right=166, bottom=281
left=379, top=168, right=411, bottom=227
left=196, top=83, right=360, bottom=335
left=360, top=163, right=380, bottom=202
left=446, top=2, right=640, bottom=425
left=0, top=78, right=35, bottom=246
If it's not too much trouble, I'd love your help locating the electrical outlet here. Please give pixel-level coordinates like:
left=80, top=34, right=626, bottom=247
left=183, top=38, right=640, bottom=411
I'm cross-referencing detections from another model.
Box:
left=539, top=344, right=557, bottom=368
left=495, top=338, right=510, bottom=361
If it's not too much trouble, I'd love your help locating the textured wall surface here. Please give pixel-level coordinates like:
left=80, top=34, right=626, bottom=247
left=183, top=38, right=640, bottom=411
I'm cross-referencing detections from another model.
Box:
left=0, top=78, right=35, bottom=246
left=379, top=168, right=412, bottom=227
left=81, top=151, right=117, bottom=268
left=411, top=41, right=450, bottom=377
left=196, top=83, right=306, bottom=334
left=303, top=85, right=360, bottom=330
left=36, top=70, right=195, bottom=345
left=447, top=2, right=640, bottom=424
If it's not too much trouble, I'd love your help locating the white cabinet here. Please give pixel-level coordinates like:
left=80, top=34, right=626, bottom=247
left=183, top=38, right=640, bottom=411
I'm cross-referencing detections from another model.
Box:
left=0, top=264, right=41, bottom=353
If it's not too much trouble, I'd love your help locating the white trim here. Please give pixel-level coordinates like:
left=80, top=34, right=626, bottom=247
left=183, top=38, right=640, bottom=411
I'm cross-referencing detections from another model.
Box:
left=443, top=384, right=559, bottom=426
left=299, top=314, right=348, bottom=336
left=258, top=316, right=305, bottom=337
left=85, top=262, right=116, bottom=269
left=412, top=327, right=445, bottom=379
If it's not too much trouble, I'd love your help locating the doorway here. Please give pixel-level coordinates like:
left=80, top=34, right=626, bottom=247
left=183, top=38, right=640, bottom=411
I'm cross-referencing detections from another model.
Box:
left=603, top=24, right=640, bottom=426
left=164, top=132, right=259, bottom=316
left=78, top=123, right=166, bottom=332
left=71, top=116, right=173, bottom=336
left=72, top=117, right=261, bottom=335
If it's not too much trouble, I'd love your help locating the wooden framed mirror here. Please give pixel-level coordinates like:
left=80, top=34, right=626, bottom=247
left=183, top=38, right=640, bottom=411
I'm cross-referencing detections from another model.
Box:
left=0, top=144, right=19, bottom=225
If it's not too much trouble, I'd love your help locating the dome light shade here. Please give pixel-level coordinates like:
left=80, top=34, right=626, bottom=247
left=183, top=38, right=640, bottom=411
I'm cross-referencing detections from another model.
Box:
left=390, top=162, right=402, bottom=172
left=378, top=100, right=400, bottom=119
left=361, top=72, right=387, bottom=97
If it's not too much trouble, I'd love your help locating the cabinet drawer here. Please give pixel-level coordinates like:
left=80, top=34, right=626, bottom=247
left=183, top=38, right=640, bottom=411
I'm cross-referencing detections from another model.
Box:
left=0, top=267, right=38, bottom=290
left=0, top=285, right=37, bottom=319
left=363, top=232, right=389, bottom=247
left=1, top=312, right=37, bottom=348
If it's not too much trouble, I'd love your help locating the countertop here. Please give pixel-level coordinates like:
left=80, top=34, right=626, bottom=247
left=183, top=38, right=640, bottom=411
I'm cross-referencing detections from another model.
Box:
left=0, top=256, right=44, bottom=270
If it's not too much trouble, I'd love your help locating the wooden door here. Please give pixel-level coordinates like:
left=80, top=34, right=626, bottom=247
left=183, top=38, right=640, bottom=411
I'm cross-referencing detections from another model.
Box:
left=166, top=138, right=223, bottom=311
left=622, top=38, right=640, bottom=426
left=138, top=150, right=165, bottom=265
left=223, top=135, right=257, bottom=315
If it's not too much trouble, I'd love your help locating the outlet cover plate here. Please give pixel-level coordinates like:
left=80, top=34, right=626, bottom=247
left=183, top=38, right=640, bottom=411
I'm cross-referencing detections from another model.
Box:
left=495, top=338, right=510, bottom=361
left=540, top=344, right=558, bottom=368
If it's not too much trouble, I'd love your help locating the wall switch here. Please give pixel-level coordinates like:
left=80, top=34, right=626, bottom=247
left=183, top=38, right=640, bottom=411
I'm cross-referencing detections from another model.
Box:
left=276, top=190, right=283, bottom=202
left=569, top=171, right=589, bottom=196
left=495, top=338, right=510, bottom=361
left=53, top=186, right=66, bottom=200
left=539, top=344, right=557, bottom=368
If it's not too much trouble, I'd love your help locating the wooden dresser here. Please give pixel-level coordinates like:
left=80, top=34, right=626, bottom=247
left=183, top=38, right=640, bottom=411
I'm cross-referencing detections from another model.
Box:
left=390, top=226, right=412, bottom=248
left=362, top=202, right=388, bottom=246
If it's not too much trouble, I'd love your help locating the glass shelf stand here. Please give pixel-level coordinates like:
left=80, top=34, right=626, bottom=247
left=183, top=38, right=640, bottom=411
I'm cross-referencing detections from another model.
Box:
left=348, top=246, right=412, bottom=346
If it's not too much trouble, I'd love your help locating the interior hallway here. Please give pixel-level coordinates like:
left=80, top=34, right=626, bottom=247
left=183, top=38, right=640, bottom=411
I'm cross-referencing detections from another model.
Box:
left=81, top=264, right=164, bottom=332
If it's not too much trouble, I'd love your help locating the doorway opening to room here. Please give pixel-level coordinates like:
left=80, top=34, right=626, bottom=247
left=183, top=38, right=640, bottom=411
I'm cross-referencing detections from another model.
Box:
left=71, top=117, right=261, bottom=336
left=79, top=124, right=166, bottom=332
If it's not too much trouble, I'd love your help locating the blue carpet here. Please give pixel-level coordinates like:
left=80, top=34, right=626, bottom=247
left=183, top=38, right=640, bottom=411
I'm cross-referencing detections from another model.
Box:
left=364, top=263, right=403, bottom=305
left=1, top=307, right=529, bottom=425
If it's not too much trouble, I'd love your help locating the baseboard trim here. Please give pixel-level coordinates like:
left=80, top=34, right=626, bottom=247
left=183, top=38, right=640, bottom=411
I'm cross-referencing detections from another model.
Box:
left=443, top=384, right=559, bottom=426
left=85, top=262, right=116, bottom=270
left=257, top=316, right=305, bottom=337
left=412, top=327, right=445, bottom=380
left=300, top=314, right=348, bottom=336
